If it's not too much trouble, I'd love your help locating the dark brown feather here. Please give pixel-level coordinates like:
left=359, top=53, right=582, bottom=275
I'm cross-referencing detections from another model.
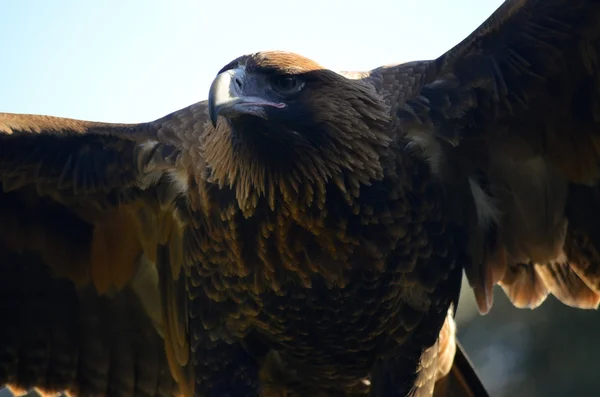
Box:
left=0, top=244, right=179, bottom=397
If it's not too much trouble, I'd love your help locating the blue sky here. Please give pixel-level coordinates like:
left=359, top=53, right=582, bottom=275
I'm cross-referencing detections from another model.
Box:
left=1, top=0, right=504, bottom=123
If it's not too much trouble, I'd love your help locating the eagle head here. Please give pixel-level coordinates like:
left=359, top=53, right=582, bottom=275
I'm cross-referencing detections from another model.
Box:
left=203, top=51, right=393, bottom=213
left=208, top=51, right=323, bottom=130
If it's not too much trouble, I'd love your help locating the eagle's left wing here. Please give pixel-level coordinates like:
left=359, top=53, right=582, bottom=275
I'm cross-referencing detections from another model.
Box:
left=364, top=0, right=600, bottom=317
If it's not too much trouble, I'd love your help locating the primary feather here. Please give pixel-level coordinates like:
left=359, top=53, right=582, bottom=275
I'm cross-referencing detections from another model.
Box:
left=3, top=0, right=600, bottom=396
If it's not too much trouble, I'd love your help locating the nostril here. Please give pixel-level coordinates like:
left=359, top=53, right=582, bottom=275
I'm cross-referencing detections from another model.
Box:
left=234, top=76, right=243, bottom=89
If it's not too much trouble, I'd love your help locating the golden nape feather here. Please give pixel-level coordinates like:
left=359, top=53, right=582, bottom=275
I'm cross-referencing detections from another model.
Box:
left=3, top=0, right=600, bottom=396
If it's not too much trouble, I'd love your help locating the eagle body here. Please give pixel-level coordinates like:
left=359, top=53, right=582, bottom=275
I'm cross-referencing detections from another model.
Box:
left=5, top=1, right=600, bottom=396
left=181, top=109, right=464, bottom=396
left=132, top=53, right=467, bottom=396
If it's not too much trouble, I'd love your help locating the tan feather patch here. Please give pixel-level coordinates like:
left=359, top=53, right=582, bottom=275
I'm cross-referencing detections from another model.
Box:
left=90, top=207, right=143, bottom=294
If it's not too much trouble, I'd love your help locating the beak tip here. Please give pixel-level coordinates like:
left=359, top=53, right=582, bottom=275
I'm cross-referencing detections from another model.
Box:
left=209, top=107, right=218, bottom=128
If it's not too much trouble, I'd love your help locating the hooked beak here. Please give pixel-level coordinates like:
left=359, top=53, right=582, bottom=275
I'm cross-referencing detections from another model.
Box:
left=207, top=68, right=286, bottom=128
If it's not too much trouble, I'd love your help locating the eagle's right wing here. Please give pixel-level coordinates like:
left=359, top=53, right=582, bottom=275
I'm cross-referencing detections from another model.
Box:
left=0, top=102, right=210, bottom=397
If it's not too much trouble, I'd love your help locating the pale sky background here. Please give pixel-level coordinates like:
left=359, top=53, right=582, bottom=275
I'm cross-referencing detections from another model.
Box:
left=1, top=0, right=505, bottom=123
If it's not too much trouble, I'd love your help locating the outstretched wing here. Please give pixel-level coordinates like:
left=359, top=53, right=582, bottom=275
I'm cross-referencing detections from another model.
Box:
left=0, top=102, right=209, bottom=397
left=363, top=0, right=600, bottom=315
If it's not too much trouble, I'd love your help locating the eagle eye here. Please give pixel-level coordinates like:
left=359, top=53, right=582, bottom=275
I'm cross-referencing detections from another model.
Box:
left=270, top=75, right=304, bottom=96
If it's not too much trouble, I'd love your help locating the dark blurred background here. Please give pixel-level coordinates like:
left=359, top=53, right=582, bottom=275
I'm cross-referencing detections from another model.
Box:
left=454, top=277, right=599, bottom=397
left=2, top=276, right=598, bottom=397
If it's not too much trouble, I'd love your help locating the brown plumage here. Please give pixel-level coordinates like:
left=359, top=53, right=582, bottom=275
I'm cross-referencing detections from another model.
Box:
left=3, top=0, right=600, bottom=396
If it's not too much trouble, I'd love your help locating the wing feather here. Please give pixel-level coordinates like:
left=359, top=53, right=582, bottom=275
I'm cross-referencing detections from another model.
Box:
left=0, top=102, right=209, bottom=396
left=414, top=306, right=489, bottom=397
left=366, top=0, right=600, bottom=314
